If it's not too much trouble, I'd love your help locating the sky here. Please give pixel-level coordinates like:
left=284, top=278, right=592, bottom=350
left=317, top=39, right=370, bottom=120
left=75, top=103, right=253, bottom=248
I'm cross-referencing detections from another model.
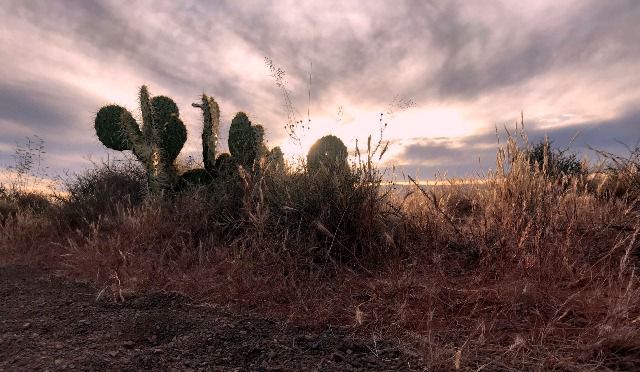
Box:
left=1, top=0, right=639, bottom=183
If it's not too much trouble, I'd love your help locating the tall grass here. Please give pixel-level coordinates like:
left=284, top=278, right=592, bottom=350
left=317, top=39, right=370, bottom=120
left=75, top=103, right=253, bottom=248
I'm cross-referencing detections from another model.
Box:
left=1, top=128, right=639, bottom=370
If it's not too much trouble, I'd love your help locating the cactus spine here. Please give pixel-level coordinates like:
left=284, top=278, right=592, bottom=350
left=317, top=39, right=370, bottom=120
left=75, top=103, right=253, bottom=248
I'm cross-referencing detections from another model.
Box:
left=94, top=85, right=186, bottom=192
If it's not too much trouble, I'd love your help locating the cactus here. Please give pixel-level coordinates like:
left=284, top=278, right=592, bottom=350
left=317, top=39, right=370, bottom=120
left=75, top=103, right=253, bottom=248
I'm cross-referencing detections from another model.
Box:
left=192, top=94, right=220, bottom=173
left=307, top=135, right=348, bottom=173
left=95, top=87, right=285, bottom=191
left=228, top=112, right=267, bottom=171
left=94, top=86, right=186, bottom=192
left=214, top=153, right=236, bottom=178
left=266, top=146, right=285, bottom=173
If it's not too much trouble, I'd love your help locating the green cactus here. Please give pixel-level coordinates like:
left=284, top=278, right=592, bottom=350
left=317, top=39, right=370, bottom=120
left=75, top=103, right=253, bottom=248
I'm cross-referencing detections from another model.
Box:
left=307, top=135, right=349, bottom=173
left=96, top=87, right=286, bottom=191
left=228, top=112, right=266, bottom=171
left=192, top=94, right=220, bottom=173
left=94, top=86, right=186, bottom=192
left=266, top=146, right=285, bottom=173
left=215, top=153, right=236, bottom=178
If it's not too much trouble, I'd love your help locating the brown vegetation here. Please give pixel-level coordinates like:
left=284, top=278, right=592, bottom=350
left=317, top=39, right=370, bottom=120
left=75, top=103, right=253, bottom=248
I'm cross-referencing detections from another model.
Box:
left=1, top=131, right=639, bottom=370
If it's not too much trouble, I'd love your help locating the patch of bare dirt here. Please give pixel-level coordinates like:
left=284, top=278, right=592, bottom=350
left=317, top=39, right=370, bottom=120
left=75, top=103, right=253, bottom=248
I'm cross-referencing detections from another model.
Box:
left=0, top=266, right=425, bottom=371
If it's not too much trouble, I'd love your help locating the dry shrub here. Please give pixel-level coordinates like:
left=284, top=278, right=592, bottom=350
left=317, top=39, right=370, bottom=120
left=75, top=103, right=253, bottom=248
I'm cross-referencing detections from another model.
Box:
left=55, top=158, right=146, bottom=231
left=0, top=184, right=53, bottom=222
left=0, top=184, right=58, bottom=264
left=0, top=208, right=59, bottom=265
left=2, top=128, right=640, bottom=370
left=593, top=143, right=640, bottom=201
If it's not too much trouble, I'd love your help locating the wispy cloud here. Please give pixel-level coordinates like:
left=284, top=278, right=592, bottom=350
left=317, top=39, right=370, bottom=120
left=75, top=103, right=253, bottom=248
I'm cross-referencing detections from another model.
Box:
left=1, top=0, right=638, bottom=177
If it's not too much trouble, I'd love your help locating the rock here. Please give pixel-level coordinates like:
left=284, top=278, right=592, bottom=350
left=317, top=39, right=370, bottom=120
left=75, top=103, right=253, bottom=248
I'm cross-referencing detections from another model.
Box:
left=22, top=322, right=31, bottom=329
left=303, top=333, right=316, bottom=342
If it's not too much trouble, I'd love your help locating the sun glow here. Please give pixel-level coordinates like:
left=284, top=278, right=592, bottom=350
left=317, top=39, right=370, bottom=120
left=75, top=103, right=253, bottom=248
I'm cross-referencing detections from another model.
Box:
left=277, top=105, right=479, bottom=164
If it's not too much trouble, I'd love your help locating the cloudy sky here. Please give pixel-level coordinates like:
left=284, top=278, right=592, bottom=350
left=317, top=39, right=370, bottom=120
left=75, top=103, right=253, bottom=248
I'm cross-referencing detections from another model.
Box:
left=1, top=0, right=639, bottom=181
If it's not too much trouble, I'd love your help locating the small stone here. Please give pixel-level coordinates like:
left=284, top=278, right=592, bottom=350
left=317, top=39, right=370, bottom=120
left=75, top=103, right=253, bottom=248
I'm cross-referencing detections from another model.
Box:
left=55, top=343, right=64, bottom=350
left=123, top=341, right=134, bottom=348
left=22, top=322, right=31, bottom=329
left=109, top=350, right=119, bottom=357
left=54, top=359, right=64, bottom=366
left=303, top=334, right=316, bottom=342
left=153, top=348, right=163, bottom=354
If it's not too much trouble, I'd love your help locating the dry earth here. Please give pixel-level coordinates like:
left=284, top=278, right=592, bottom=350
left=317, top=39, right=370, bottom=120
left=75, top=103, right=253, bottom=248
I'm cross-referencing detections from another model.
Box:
left=0, top=266, right=425, bottom=371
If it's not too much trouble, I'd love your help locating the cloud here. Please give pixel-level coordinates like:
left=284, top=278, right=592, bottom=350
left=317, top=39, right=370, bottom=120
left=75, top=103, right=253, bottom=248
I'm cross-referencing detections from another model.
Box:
left=394, top=109, right=640, bottom=178
left=0, top=0, right=639, bottom=178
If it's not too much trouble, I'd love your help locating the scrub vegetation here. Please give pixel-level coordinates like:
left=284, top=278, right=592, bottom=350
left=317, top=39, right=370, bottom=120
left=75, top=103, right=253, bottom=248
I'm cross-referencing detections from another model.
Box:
left=1, top=86, right=639, bottom=371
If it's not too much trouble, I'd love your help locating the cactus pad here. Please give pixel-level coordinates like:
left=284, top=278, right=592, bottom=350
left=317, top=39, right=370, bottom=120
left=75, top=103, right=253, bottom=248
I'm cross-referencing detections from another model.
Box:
left=95, top=105, right=133, bottom=151
left=307, top=135, right=348, bottom=173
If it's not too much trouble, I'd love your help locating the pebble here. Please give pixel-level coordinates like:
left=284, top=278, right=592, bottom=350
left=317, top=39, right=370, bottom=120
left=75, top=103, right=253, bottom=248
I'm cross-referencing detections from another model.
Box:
left=22, top=322, right=31, bottom=329
left=303, top=333, right=316, bottom=342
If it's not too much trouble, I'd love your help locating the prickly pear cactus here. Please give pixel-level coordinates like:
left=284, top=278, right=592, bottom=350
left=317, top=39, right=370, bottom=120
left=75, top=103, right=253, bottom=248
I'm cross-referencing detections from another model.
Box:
left=266, top=146, right=285, bottom=173
left=307, top=135, right=349, bottom=173
left=228, top=112, right=266, bottom=171
left=94, top=86, right=186, bottom=192
left=192, top=94, right=220, bottom=173
left=215, top=153, right=236, bottom=178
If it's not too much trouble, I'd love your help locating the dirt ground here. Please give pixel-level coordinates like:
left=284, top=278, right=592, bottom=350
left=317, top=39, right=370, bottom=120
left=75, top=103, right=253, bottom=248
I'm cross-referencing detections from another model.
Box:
left=0, top=266, right=425, bottom=371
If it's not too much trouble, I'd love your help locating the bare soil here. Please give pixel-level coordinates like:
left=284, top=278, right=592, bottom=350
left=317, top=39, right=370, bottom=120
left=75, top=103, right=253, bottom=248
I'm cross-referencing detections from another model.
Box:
left=0, top=266, right=425, bottom=371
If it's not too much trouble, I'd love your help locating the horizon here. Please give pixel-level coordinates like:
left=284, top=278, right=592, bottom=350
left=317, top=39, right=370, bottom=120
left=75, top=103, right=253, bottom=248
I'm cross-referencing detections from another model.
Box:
left=1, top=0, right=639, bottom=184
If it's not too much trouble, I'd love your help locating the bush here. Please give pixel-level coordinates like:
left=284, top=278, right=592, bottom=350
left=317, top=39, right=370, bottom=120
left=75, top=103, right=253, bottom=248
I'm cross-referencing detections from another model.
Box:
left=595, top=143, right=640, bottom=200
left=528, top=139, right=584, bottom=178
left=56, top=159, right=146, bottom=230
left=253, top=135, right=401, bottom=264
left=0, top=184, right=52, bottom=224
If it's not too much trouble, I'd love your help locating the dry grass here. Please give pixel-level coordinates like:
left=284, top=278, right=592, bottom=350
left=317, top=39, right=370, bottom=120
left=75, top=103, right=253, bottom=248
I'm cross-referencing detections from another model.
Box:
left=1, top=131, right=639, bottom=370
